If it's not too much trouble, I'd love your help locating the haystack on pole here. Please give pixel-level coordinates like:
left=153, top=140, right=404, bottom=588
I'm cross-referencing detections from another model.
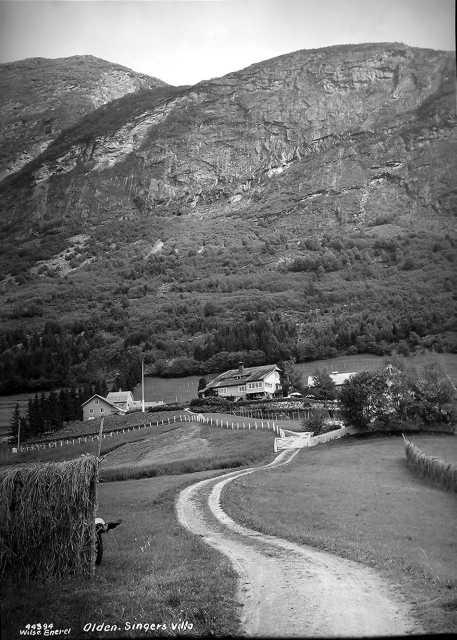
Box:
left=141, top=356, right=145, bottom=413
left=97, top=418, right=105, bottom=459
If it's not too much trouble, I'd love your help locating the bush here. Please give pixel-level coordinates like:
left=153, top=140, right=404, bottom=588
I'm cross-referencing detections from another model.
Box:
left=189, top=397, right=233, bottom=412
left=302, top=409, right=328, bottom=435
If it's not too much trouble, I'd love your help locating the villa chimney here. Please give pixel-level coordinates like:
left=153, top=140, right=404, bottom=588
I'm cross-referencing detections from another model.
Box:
left=238, top=361, right=244, bottom=376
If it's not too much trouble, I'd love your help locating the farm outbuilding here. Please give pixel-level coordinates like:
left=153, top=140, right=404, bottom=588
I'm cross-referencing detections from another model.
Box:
left=81, top=394, right=126, bottom=421
left=106, top=390, right=135, bottom=412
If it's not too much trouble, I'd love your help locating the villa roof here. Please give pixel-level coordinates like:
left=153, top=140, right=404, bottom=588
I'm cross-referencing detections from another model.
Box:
left=205, top=364, right=280, bottom=390
left=106, top=391, right=134, bottom=403
left=80, top=394, right=126, bottom=412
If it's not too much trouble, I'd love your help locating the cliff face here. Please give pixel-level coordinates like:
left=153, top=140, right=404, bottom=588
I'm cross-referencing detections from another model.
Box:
left=0, top=55, right=167, bottom=181
left=1, top=42, right=455, bottom=254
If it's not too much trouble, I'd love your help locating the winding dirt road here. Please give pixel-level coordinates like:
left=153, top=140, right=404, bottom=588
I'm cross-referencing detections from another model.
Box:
left=176, top=449, right=421, bottom=637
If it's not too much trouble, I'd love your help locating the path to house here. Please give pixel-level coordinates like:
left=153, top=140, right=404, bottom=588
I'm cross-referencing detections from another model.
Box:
left=176, top=449, right=421, bottom=637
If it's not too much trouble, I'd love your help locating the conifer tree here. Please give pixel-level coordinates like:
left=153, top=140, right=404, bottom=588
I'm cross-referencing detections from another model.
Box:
left=9, top=403, right=21, bottom=446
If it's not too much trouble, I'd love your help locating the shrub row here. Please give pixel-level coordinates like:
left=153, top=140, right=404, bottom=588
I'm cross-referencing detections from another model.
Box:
left=403, top=435, right=457, bottom=493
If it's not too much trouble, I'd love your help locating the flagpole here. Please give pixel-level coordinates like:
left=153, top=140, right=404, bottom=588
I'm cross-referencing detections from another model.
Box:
left=142, top=357, right=145, bottom=413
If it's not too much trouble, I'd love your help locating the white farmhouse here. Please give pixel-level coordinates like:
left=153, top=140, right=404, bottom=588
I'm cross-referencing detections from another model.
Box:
left=201, top=363, right=282, bottom=400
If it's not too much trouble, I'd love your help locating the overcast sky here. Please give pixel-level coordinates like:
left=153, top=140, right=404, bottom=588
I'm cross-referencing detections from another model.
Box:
left=0, top=0, right=454, bottom=85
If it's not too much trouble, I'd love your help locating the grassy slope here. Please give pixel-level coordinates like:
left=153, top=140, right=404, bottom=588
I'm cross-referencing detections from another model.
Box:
left=0, top=421, right=275, bottom=482
left=2, top=470, right=239, bottom=639
left=221, top=435, right=457, bottom=633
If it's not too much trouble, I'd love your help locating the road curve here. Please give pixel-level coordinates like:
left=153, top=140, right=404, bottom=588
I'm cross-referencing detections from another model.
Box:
left=176, top=450, right=420, bottom=637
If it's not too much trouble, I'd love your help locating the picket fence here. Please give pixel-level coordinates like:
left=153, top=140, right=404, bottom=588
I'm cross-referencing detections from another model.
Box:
left=12, top=412, right=281, bottom=454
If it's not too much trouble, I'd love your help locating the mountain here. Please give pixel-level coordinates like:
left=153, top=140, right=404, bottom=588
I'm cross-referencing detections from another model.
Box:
left=0, top=42, right=456, bottom=392
left=0, top=55, right=167, bottom=182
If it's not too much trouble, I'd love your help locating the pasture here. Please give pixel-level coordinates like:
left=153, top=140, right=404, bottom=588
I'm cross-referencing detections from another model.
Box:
left=293, top=351, right=457, bottom=381
left=0, top=419, right=276, bottom=481
left=222, top=434, right=457, bottom=634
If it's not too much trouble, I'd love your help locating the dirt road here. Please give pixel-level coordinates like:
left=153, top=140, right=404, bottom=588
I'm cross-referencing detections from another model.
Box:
left=176, top=449, right=420, bottom=637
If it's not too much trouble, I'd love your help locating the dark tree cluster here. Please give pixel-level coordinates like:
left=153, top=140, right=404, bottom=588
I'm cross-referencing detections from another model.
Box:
left=0, top=321, right=102, bottom=394
left=339, top=363, right=456, bottom=431
left=9, top=380, right=107, bottom=445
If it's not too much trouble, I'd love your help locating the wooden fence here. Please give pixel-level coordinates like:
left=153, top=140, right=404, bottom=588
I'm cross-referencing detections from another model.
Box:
left=4, top=412, right=281, bottom=458
left=274, top=425, right=347, bottom=452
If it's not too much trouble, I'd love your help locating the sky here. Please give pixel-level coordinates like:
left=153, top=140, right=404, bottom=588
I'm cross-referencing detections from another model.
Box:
left=0, top=0, right=454, bottom=85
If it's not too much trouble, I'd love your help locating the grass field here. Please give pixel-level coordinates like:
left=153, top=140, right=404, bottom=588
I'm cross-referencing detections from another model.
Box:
left=221, top=434, right=457, bottom=633
left=294, top=351, right=457, bottom=381
left=134, top=376, right=201, bottom=404
left=100, top=422, right=275, bottom=481
left=2, top=470, right=240, bottom=639
left=0, top=421, right=276, bottom=482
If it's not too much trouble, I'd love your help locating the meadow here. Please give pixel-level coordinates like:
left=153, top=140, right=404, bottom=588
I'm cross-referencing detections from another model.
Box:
left=293, top=351, right=457, bottom=381
left=221, top=434, right=457, bottom=634
left=0, top=419, right=276, bottom=481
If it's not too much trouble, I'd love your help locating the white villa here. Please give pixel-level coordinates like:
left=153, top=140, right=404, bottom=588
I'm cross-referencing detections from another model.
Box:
left=201, top=363, right=282, bottom=400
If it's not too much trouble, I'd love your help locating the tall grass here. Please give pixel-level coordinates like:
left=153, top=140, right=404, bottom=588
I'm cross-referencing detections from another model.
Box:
left=0, top=455, right=98, bottom=582
left=100, top=451, right=268, bottom=482
left=403, top=435, right=457, bottom=492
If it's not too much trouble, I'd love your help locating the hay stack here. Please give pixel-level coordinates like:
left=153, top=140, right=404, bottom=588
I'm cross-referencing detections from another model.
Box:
left=0, top=455, right=98, bottom=582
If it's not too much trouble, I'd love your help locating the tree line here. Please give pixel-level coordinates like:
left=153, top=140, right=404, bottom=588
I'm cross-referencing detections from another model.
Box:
left=9, top=380, right=108, bottom=445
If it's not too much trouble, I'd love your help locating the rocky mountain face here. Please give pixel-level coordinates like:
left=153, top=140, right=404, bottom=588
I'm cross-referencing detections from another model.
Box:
left=0, top=43, right=456, bottom=385
left=0, top=55, right=167, bottom=182
left=1, top=43, right=455, bottom=253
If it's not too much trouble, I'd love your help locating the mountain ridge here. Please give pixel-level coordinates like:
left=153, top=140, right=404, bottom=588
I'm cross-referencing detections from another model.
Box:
left=0, top=54, right=168, bottom=182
